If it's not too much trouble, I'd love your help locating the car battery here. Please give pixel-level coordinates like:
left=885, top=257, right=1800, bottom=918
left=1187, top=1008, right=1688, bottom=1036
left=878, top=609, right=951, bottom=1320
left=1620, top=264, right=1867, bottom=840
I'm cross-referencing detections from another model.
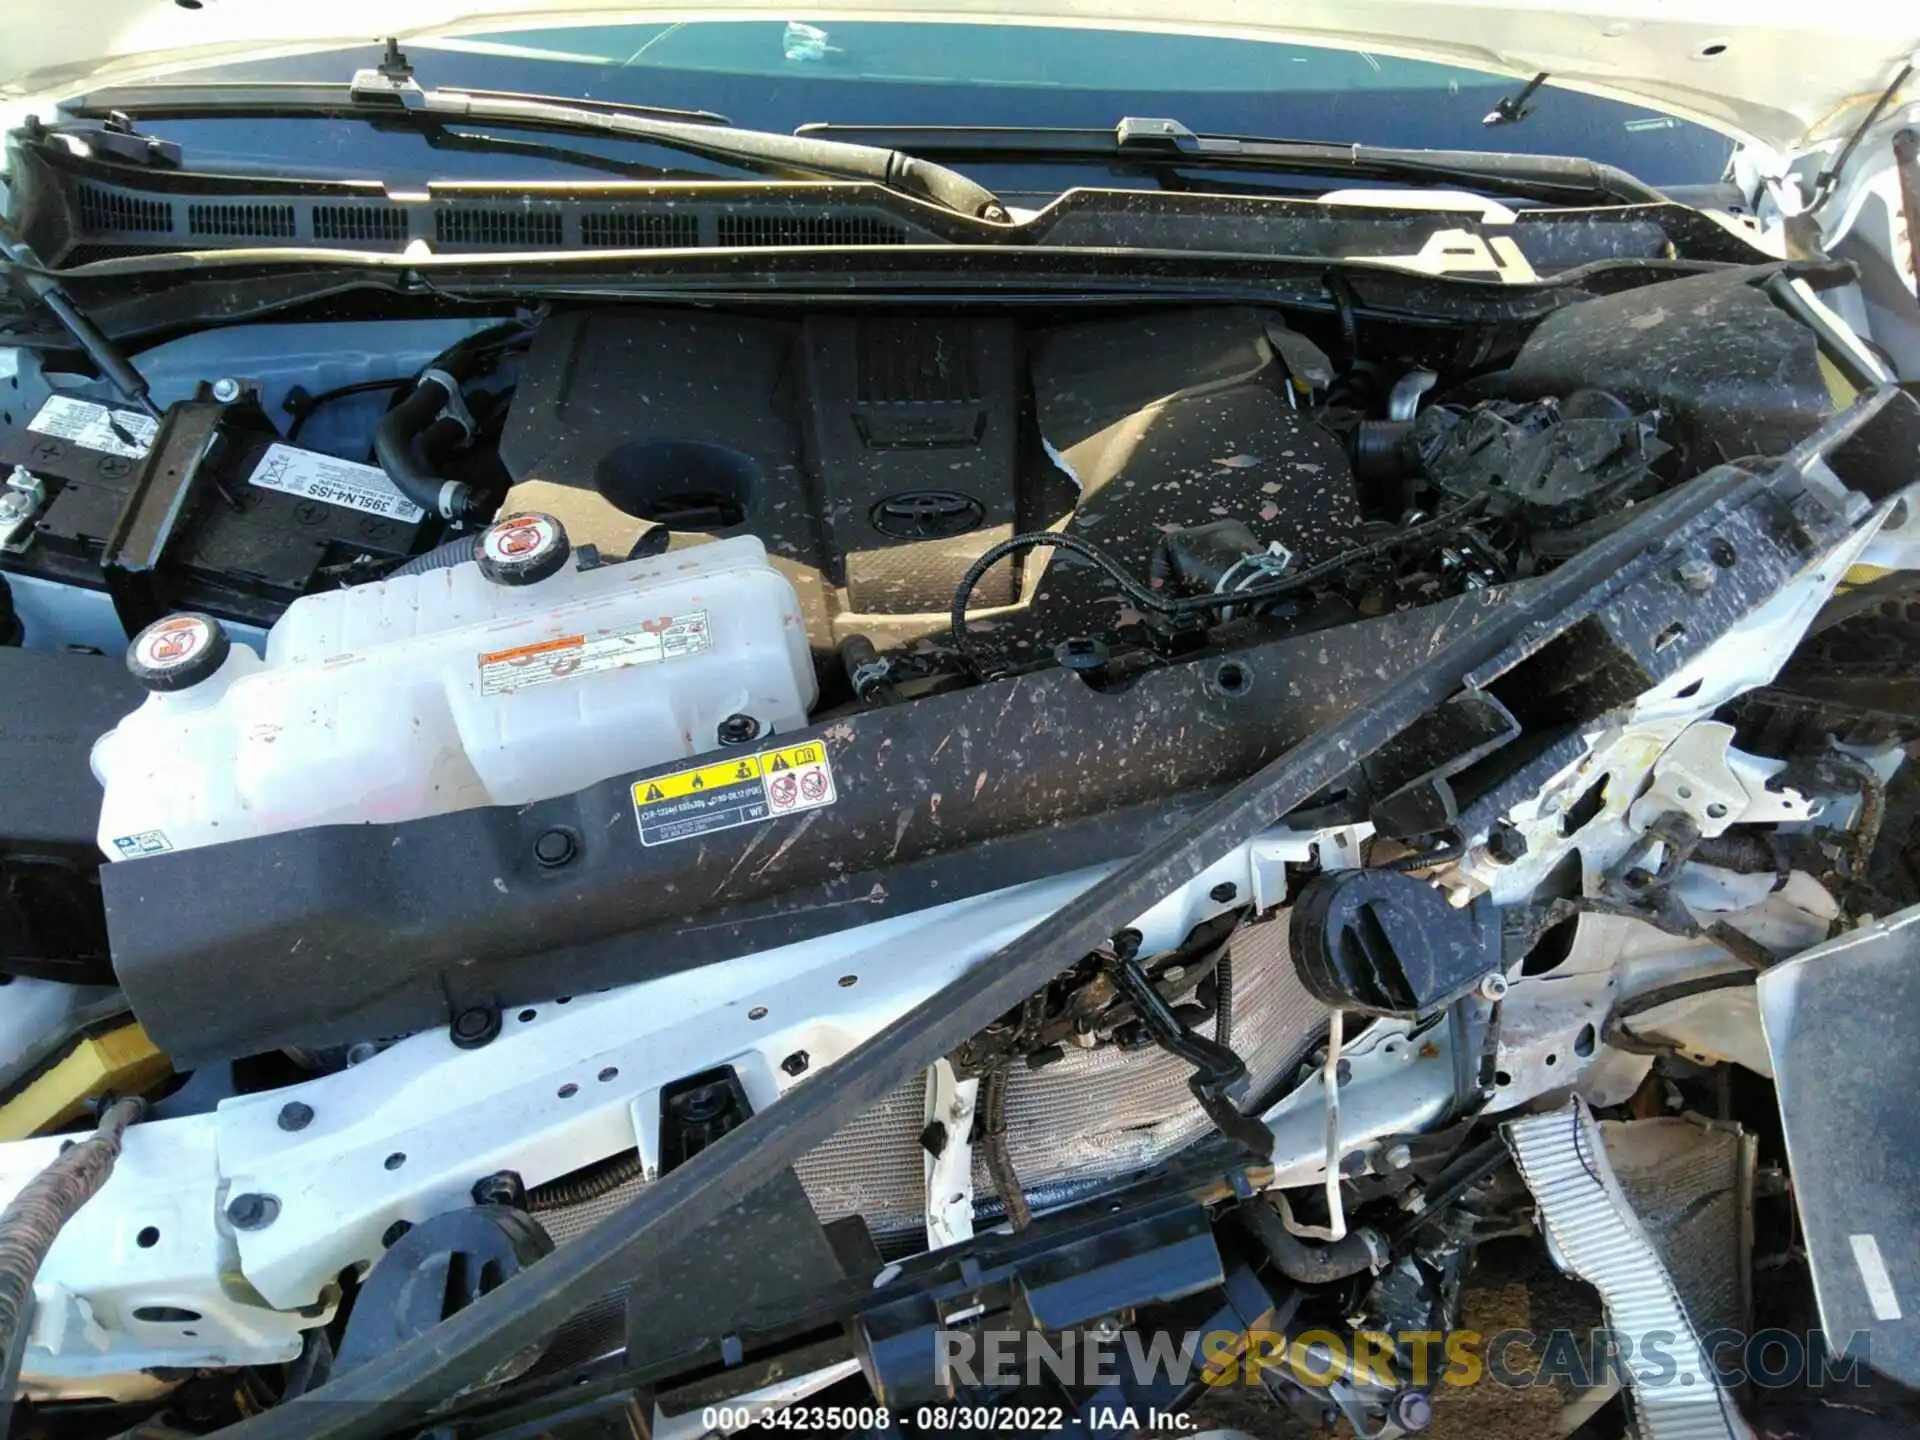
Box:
left=0, top=390, right=433, bottom=636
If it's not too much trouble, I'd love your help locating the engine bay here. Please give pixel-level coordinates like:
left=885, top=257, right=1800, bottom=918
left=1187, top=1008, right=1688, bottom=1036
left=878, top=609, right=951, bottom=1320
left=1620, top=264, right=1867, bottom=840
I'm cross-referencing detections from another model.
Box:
left=1, top=274, right=1851, bottom=1051
left=5, top=258, right=1920, bottom=1438
left=9, top=272, right=1842, bottom=693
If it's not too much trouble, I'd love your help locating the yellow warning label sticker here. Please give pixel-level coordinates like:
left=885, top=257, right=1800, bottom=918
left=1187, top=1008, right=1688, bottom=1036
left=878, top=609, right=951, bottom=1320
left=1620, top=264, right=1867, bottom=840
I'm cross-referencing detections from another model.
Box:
left=631, top=740, right=836, bottom=847
left=635, top=755, right=764, bottom=803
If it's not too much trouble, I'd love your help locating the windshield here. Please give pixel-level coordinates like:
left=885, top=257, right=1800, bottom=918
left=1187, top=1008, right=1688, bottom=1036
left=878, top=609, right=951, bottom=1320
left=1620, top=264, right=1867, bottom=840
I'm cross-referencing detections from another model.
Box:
left=129, top=22, right=1733, bottom=192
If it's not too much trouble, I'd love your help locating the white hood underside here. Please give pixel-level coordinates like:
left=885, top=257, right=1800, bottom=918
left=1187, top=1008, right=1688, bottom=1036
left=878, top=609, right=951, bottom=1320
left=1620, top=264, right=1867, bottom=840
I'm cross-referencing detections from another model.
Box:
left=2, top=1, right=1916, bottom=154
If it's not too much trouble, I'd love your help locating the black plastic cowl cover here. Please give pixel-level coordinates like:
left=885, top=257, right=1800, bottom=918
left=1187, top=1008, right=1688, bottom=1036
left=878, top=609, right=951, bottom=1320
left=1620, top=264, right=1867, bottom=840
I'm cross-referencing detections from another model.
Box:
left=1289, top=867, right=1500, bottom=1015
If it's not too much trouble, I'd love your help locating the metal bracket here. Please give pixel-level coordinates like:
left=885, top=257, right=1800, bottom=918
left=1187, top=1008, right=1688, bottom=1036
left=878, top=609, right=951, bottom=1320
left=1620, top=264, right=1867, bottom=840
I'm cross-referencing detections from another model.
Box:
left=419, top=367, right=475, bottom=438
left=1629, top=721, right=1818, bottom=839
left=921, top=1060, right=978, bottom=1250
left=0, top=467, right=44, bottom=554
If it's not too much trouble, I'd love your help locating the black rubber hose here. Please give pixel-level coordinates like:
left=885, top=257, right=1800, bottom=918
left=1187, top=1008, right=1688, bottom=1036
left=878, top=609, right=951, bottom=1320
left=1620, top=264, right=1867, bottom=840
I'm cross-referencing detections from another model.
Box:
left=390, top=534, right=479, bottom=579
left=0, top=1097, right=145, bottom=1402
left=1238, top=1195, right=1382, bottom=1283
left=374, top=375, right=480, bottom=523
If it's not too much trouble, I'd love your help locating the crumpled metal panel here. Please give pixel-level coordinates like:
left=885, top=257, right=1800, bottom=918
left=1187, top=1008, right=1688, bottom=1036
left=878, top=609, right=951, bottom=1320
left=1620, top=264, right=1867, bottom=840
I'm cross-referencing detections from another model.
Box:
left=1600, top=1116, right=1753, bottom=1340
left=1759, top=903, right=1920, bottom=1388
left=1506, top=1101, right=1747, bottom=1440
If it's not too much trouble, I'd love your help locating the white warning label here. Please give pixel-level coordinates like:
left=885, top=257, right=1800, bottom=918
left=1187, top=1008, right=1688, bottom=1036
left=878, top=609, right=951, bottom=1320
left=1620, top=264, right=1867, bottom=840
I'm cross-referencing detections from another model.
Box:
left=478, top=613, right=710, bottom=696
left=247, top=444, right=426, bottom=522
left=27, top=395, right=158, bottom=459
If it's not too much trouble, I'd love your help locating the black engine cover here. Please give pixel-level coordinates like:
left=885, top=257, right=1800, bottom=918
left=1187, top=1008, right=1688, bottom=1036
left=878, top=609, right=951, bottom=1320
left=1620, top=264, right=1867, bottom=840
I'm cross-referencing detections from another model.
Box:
left=495, top=306, right=1365, bottom=662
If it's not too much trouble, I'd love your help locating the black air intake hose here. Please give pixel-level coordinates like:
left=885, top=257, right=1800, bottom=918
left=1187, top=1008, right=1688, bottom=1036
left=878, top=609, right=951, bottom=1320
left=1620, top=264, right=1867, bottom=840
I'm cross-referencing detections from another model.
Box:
left=374, top=361, right=482, bottom=522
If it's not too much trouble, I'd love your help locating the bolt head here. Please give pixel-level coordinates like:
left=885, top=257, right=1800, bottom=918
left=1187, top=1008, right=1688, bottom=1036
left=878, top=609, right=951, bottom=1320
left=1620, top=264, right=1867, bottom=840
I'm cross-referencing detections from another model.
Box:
left=717, top=713, right=761, bottom=746
left=1479, top=972, right=1511, bottom=1002
left=1384, top=1142, right=1414, bottom=1171
left=1674, top=556, right=1716, bottom=594
left=226, top=1193, right=281, bottom=1231
left=1392, top=1389, right=1434, bottom=1431
left=1485, top=823, right=1528, bottom=864
left=277, top=1101, right=314, bottom=1132
left=210, top=377, right=242, bottom=404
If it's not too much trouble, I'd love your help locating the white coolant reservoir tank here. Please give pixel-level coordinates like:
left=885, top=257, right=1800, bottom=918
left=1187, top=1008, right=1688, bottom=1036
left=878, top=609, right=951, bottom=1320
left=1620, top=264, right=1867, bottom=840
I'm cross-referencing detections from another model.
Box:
left=93, top=515, right=815, bottom=859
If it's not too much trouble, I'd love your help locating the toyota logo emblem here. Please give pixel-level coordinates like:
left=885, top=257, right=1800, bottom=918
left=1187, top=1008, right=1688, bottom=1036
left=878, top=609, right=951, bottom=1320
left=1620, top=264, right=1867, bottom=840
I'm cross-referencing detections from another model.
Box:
left=870, top=490, right=985, bottom=540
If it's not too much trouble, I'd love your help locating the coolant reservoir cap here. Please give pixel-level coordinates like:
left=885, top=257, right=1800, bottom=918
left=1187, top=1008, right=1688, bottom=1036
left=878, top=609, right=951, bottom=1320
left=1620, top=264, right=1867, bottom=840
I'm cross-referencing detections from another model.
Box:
left=127, top=612, right=231, bottom=692
left=476, top=512, right=570, bottom=586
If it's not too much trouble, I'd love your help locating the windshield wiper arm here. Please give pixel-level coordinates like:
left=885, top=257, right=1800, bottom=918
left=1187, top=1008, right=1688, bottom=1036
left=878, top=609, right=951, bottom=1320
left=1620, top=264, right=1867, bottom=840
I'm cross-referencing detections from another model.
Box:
left=61, top=43, right=1008, bottom=225
left=795, top=116, right=1663, bottom=206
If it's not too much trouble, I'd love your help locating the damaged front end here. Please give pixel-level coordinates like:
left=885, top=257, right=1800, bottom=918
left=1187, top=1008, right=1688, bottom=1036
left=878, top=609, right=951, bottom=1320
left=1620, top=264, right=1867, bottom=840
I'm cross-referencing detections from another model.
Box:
left=3, top=203, right=1920, bottom=1438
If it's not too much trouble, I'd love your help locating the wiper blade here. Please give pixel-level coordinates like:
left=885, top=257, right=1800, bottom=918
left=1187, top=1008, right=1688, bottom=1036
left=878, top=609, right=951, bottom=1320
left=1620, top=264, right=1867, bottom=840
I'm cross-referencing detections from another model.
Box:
left=60, top=82, right=736, bottom=132
left=60, top=44, right=1008, bottom=225
left=795, top=116, right=1664, bottom=206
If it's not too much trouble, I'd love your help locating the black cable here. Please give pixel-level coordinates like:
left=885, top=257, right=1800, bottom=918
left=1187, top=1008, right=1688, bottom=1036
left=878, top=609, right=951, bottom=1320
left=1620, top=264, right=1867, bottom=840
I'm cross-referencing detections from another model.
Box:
left=1326, top=271, right=1360, bottom=364
left=948, top=501, right=1488, bottom=670
left=979, top=1067, right=1030, bottom=1230
left=948, top=531, right=1166, bottom=662
left=1812, top=64, right=1915, bottom=213
left=284, top=379, right=410, bottom=444
left=1385, top=1134, right=1511, bottom=1252
left=1600, top=970, right=1758, bottom=1055
left=1379, top=842, right=1466, bottom=872
left=1163, top=501, right=1488, bottom=617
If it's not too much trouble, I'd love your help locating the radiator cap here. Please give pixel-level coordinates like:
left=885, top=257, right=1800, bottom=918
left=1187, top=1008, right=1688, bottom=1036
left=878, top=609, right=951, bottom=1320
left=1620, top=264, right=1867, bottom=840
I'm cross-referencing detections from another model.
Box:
left=476, top=512, right=569, bottom=587
left=126, top=612, right=230, bottom=692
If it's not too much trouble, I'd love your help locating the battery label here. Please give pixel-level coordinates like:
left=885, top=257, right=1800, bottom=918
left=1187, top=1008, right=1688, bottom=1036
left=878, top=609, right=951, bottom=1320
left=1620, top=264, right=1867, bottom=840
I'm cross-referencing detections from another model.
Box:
left=632, top=740, right=836, bottom=847
left=477, top=614, right=710, bottom=696
left=247, top=444, right=426, bottom=523
left=27, top=395, right=157, bottom=459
